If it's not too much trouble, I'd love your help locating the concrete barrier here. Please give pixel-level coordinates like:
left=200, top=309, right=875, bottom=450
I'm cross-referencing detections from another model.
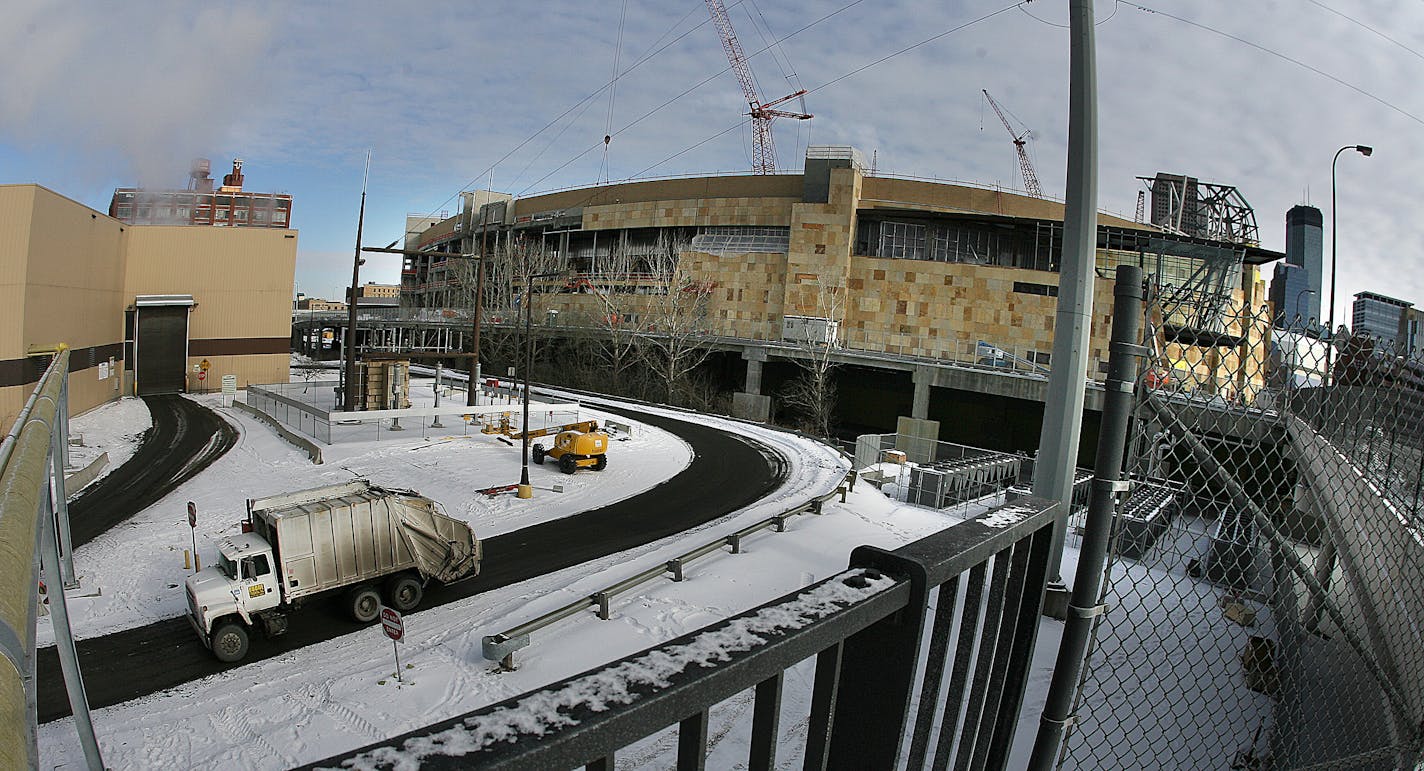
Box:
left=63, top=452, right=108, bottom=492
left=232, top=400, right=323, bottom=465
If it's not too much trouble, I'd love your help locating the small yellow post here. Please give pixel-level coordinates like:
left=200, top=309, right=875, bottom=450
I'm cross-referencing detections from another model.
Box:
left=517, top=484, right=533, bottom=499
left=184, top=550, right=191, bottom=570
left=195, top=553, right=201, bottom=571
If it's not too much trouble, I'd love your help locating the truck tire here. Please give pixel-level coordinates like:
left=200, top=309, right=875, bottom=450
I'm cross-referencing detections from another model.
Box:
left=592, top=454, right=607, bottom=471
left=532, top=445, right=545, bottom=465
left=559, top=454, right=577, bottom=474
left=348, top=586, right=381, bottom=623
left=211, top=621, right=250, bottom=663
left=385, top=574, right=423, bottom=612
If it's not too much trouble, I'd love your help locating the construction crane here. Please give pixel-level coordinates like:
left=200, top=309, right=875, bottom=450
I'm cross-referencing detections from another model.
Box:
left=982, top=89, right=1042, bottom=198
left=705, top=0, right=812, bottom=174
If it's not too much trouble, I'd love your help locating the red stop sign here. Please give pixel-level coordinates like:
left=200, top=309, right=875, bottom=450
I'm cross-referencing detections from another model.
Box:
left=187, top=501, right=197, bottom=528
left=381, top=606, right=404, bottom=642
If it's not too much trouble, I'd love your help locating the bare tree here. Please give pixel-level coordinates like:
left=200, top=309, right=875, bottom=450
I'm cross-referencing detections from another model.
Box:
left=637, top=233, right=718, bottom=405
left=779, top=278, right=846, bottom=437
left=573, top=240, right=651, bottom=396
left=476, top=236, right=561, bottom=379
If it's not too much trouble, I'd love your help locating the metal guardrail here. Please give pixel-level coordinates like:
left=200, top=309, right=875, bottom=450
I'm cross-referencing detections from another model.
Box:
left=481, top=467, right=858, bottom=668
left=305, top=494, right=1058, bottom=771
left=0, top=348, right=103, bottom=770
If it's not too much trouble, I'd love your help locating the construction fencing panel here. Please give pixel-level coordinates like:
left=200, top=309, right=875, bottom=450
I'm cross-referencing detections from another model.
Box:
left=1052, top=296, right=1424, bottom=769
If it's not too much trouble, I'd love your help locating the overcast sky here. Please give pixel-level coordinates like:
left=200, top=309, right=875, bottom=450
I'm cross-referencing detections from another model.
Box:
left=3, top=0, right=1420, bottom=325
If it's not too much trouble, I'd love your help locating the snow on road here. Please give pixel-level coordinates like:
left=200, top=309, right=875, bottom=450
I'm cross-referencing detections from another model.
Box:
left=65, top=396, right=150, bottom=492
left=38, top=388, right=966, bottom=769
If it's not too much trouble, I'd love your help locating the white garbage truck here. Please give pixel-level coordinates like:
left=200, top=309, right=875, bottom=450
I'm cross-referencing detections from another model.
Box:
left=184, top=480, right=481, bottom=663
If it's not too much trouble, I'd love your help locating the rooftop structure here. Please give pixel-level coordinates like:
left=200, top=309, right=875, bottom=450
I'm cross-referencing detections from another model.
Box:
left=109, top=158, right=293, bottom=228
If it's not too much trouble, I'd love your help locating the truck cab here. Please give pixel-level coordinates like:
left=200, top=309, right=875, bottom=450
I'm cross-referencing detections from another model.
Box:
left=185, top=532, right=281, bottom=661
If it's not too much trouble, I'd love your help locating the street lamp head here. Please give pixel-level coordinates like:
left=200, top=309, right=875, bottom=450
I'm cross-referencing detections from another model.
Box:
left=1355, top=145, right=1373, bottom=157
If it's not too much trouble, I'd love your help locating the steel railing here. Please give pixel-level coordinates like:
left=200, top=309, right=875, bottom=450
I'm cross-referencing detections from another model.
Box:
left=303, top=494, right=1059, bottom=771
left=481, top=467, right=858, bottom=668
left=0, top=348, right=103, bottom=770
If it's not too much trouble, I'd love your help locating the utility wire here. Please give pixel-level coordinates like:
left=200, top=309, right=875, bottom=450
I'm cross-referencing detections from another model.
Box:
left=517, top=0, right=871, bottom=196
left=600, top=0, right=631, bottom=184
left=1305, top=0, right=1424, bottom=64
left=1125, top=1, right=1424, bottom=128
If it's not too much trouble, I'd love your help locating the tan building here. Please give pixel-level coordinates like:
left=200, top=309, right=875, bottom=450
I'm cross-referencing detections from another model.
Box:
left=411, top=147, right=1278, bottom=407
left=297, top=298, right=347, bottom=312
left=354, top=282, right=399, bottom=299
left=0, top=184, right=296, bottom=422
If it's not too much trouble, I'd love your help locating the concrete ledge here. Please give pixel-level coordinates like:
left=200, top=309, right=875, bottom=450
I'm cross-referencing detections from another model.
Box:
left=63, top=452, right=108, bottom=491
left=232, top=400, right=323, bottom=464
left=731, top=392, right=771, bottom=422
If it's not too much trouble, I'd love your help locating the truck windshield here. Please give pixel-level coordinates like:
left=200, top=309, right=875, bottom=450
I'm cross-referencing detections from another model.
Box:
left=218, top=553, right=238, bottom=580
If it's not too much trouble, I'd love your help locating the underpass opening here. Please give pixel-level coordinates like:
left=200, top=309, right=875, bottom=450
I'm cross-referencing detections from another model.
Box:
left=134, top=295, right=193, bottom=395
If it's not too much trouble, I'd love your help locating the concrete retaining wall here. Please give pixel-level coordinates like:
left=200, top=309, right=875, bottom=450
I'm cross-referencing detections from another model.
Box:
left=63, top=453, right=108, bottom=492
left=232, top=399, right=323, bottom=464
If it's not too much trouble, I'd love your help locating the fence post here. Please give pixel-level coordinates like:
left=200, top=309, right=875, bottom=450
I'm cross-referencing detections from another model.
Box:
left=1027, top=264, right=1143, bottom=769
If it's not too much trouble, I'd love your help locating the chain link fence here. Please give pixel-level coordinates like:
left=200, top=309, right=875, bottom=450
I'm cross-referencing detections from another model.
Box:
left=1052, top=286, right=1424, bottom=769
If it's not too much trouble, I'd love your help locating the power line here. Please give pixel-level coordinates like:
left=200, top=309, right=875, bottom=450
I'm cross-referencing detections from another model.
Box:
left=1305, top=0, right=1424, bottom=64
left=1124, top=2, right=1424, bottom=128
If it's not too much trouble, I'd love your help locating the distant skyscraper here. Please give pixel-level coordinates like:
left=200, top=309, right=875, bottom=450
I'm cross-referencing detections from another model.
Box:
left=1270, top=263, right=1314, bottom=329
left=1284, top=205, right=1322, bottom=320
left=1399, top=307, right=1424, bottom=359
left=1352, top=291, right=1413, bottom=352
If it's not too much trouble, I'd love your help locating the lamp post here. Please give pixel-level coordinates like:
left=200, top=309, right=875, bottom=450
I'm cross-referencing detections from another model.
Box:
left=1329, top=144, right=1372, bottom=382
left=518, top=269, right=567, bottom=500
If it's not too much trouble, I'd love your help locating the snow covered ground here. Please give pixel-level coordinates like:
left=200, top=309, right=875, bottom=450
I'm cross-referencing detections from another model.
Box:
left=65, top=396, right=150, bottom=492
left=37, top=388, right=1259, bottom=770
left=37, top=387, right=966, bottom=769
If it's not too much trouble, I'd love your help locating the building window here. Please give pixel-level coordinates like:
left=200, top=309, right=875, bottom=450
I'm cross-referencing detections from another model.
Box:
left=254, top=209, right=268, bottom=223
left=215, top=208, right=229, bottom=221
left=1013, top=281, right=1058, bottom=297
left=273, top=210, right=288, bottom=225
left=234, top=209, right=248, bottom=222
left=880, top=221, right=926, bottom=260
left=689, top=226, right=790, bottom=255
left=1029, top=350, right=1052, bottom=366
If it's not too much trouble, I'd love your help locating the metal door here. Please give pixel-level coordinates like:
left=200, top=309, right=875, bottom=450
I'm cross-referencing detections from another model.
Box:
left=135, top=305, right=189, bottom=394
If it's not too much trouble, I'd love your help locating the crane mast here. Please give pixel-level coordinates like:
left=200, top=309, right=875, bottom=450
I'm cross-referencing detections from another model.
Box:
left=704, top=0, right=811, bottom=174
left=982, top=89, right=1042, bottom=198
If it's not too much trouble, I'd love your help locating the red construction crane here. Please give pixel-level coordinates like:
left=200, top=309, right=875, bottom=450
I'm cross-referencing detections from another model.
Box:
left=705, top=0, right=812, bottom=174
left=982, top=89, right=1042, bottom=198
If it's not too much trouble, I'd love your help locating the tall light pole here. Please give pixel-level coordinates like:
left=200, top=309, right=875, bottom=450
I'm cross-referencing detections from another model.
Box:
left=1329, top=144, right=1372, bottom=380
left=517, top=268, right=566, bottom=500
left=343, top=151, right=372, bottom=411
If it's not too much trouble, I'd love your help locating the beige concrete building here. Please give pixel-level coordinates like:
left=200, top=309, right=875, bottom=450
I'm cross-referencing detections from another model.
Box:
left=410, top=147, right=1278, bottom=409
left=0, top=184, right=296, bottom=423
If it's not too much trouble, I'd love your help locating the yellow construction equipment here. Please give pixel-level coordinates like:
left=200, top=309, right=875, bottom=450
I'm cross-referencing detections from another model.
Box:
left=531, top=423, right=609, bottom=475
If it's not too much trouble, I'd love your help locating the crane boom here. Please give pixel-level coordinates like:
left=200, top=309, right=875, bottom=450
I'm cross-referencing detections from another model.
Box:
left=982, top=89, right=1042, bottom=198
left=705, top=0, right=811, bottom=174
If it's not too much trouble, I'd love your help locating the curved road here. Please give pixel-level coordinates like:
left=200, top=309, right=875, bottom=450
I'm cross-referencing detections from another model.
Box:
left=39, top=405, right=784, bottom=722
left=69, top=395, right=238, bottom=547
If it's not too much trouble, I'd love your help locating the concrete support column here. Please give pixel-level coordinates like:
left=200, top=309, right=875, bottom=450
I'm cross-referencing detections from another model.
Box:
left=733, top=347, right=772, bottom=422
left=911, top=365, right=934, bottom=419
left=745, top=358, right=764, bottom=395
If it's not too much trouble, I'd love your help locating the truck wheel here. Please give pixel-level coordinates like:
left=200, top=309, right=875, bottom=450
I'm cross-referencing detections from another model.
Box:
left=532, top=445, right=545, bottom=465
left=385, top=574, right=424, bottom=612
left=212, top=622, right=250, bottom=663
left=592, top=454, right=607, bottom=471
left=559, top=454, right=577, bottom=474
left=348, top=586, right=381, bottom=623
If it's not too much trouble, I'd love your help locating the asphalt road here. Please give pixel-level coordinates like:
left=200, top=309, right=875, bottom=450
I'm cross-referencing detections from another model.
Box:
left=69, top=395, right=238, bottom=547
left=38, top=405, right=784, bottom=722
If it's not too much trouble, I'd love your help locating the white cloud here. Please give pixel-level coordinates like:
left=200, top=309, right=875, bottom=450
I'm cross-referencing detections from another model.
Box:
left=5, top=0, right=1424, bottom=321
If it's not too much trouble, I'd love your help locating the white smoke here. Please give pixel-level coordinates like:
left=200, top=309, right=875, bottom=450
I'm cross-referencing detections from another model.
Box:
left=0, top=0, right=274, bottom=187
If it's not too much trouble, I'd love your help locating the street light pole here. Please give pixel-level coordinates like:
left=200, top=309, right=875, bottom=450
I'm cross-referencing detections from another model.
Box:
left=517, top=268, right=567, bottom=500
left=469, top=214, right=489, bottom=406
left=343, top=151, right=372, bottom=412
left=1328, top=144, right=1372, bottom=383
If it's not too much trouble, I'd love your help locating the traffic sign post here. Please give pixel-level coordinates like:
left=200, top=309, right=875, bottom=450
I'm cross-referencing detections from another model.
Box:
left=187, top=501, right=198, bottom=573
left=381, top=606, right=404, bottom=682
